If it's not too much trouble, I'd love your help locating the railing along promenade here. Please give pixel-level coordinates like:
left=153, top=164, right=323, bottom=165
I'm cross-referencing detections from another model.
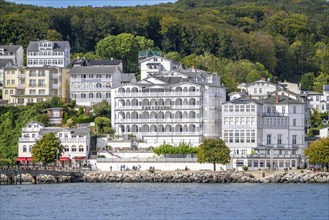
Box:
left=0, top=165, right=83, bottom=185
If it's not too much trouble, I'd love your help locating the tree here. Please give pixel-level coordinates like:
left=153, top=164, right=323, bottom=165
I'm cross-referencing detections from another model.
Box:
left=305, top=137, right=329, bottom=168
left=313, top=72, right=329, bottom=93
left=31, top=133, right=64, bottom=166
left=300, top=72, right=315, bottom=91
left=93, top=100, right=111, bottom=117
left=96, top=33, right=154, bottom=72
left=165, top=51, right=181, bottom=62
left=94, top=116, right=111, bottom=134
left=46, top=29, right=62, bottom=41
left=197, top=138, right=230, bottom=171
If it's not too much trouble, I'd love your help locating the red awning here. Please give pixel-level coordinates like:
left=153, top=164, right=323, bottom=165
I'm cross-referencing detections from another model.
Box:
left=74, top=157, right=86, bottom=160
left=16, top=157, right=32, bottom=162
left=59, top=157, right=70, bottom=161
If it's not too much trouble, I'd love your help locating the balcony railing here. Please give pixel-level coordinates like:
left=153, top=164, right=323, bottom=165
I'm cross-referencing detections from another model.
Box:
left=115, top=92, right=202, bottom=97
left=117, top=118, right=201, bottom=123
left=52, top=84, right=59, bottom=89
left=17, top=74, right=25, bottom=79
left=52, top=74, right=60, bottom=79
left=262, top=113, right=288, bottom=117
left=115, top=104, right=202, bottom=110
left=17, top=84, right=25, bottom=89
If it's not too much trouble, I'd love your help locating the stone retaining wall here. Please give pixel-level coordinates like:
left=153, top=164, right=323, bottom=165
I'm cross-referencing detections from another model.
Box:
left=1, top=171, right=328, bottom=184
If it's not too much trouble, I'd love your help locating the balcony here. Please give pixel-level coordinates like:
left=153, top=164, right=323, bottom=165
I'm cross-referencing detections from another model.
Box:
left=17, top=74, right=25, bottom=79
left=115, top=92, right=202, bottom=98
left=52, top=74, right=60, bottom=79
left=262, top=113, right=288, bottom=117
left=17, top=84, right=25, bottom=89
left=52, top=84, right=59, bottom=89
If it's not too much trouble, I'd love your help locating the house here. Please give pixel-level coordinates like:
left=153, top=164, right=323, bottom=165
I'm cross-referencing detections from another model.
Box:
left=111, top=69, right=226, bottom=146
left=46, top=108, right=66, bottom=125
left=26, top=40, right=70, bottom=68
left=307, top=85, right=329, bottom=113
left=0, top=45, right=24, bottom=90
left=17, top=121, right=90, bottom=166
left=139, top=55, right=180, bottom=80
left=222, top=94, right=307, bottom=170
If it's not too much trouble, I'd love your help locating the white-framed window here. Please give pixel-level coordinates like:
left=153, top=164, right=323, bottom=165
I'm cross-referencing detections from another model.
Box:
left=28, top=60, right=32, bottom=65
left=71, top=145, right=77, bottom=152
left=293, top=106, right=297, bottom=113
left=39, top=89, right=45, bottom=94
left=33, top=60, right=38, bottom=65
left=29, top=89, right=36, bottom=95
left=23, top=145, right=27, bottom=152
left=292, top=135, right=297, bottom=145
left=277, top=134, right=282, bottom=145
left=267, top=134, right=272, bottom=144
left=79, top=145, right=84, bottom=152
left=293, top=119, right=296, bottom=126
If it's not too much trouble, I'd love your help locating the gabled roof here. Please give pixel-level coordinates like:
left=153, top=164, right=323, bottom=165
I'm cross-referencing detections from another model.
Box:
left=121, top=74, right=136, bottom=83
left=69, top=66, right=119, bottom=74
left=0, top=59, right=13, bottom=68
left=0, top=45, right=22, bottom=53
left=27, top=41, right=69, bottom=52
left=224, top=97, right=262, bottom=105
left=261, top=95, right=304, bottom=105
left=89, top=60, right=122, bottom=66
left=26, top=121, right=45, bottom=127
left=139, top=55, right=179, bottom=64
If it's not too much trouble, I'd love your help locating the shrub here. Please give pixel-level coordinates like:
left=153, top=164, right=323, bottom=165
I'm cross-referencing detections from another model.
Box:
left=97, top=155, right=106, bottom=158
left=243, top=165, right=248, bottom=171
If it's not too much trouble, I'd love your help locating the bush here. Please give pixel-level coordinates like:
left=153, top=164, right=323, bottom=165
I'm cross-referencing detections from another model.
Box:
left=97, top=155, right=106, bottom=158
left=243, top=165, right=248, bottom=171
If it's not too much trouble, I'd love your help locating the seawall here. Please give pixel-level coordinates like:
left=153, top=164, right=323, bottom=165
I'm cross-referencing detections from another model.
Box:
left=1, top=170, right=328, bottom=184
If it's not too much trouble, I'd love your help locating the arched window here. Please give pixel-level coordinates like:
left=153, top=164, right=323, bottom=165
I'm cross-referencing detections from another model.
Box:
left=23, top=145, right=27, bottom=152
left=81, top=74, right=86, bottom=79
left=29, top=146, right=32, bottom=153
left=96, top=92, right=101, bottom=98
left=106, top=92, right=111, bottom=98
left=189, top=86, right=196, bottom=92
left=71, top=145, right=77, bottom=152
left=64, top=145, right=69, bottom=152
left=96, top=83, right=102, bottom=88
left=89, top=93, right=94, bottom=98
left=79, top=145, right=84, bottom=152
left=81, top=93, right=86, bottom=98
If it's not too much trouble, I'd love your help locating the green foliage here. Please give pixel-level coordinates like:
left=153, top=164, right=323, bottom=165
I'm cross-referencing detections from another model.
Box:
left=305, top=137, right=329, bottom=166
left=31, top=132, right=64, bottom=165
left=313, top=72, right=329, bottom=93
left=93, top=100, right=111, bottom=117
left=165, top=51, right=181, bottom=62
left=94, top=116, right=111, bottom=134
left=153, top=142, right=198, bottom=155
left=96, top=33, right=154, bottom=72
left=300, top=72, right=315, bottom=91
left=243, top=165, right=248, bottom=171
left=197, top=138, right=231, bottom=171
left=34, top=114, right=49, bottom=126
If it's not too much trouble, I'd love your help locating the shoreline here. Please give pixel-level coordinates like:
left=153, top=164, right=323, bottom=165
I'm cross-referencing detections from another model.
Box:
left=1, top=170, right=328, bottom=184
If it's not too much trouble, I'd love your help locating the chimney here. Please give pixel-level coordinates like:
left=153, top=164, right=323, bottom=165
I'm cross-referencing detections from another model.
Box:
left=275, top=94, right=279, bottom=103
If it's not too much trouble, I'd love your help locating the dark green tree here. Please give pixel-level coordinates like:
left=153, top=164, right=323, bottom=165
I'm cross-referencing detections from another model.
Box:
left=94, top=116, right=111, bottom=134
left=31, top=133, right=64, bottom=166
left=197, top=138, right=231, bottom=171
left=93, top=100, right=111, bottom=117
left=300, top=72, right=315, bottom=91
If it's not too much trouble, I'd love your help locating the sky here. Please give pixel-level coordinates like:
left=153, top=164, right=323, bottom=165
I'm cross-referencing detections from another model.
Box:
left=7, top=0, right=177, bottom=8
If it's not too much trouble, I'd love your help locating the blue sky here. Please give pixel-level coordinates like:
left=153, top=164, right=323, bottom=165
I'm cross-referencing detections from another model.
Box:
left=7, top=0, right=177, bottom=8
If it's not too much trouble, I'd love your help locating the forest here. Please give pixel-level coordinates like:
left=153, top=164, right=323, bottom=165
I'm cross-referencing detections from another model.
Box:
left=1, top=0, right=329, bottom=91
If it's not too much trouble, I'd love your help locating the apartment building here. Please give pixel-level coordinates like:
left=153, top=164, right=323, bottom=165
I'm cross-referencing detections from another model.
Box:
left=222, top=94, right=307, bottom=170
left=111, top=69, right=226, bottom=146
left=17, top=121, right=90, bottom=165
left=0, top=45, right=24, bottom=90
left=26, top=40, right=70, bottom=68
left=2, top=66, right=70, bottom=105
left=307, top=85, right=329, bottom=113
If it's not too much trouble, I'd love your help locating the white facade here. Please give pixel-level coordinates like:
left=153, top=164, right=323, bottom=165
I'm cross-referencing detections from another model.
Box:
left=308, top=85, right=329, bottom=113
left=70, top=66, right=122, bottom=107
left=17, top=121, right=90, bottom=163
left=111, top=70, right=226, bottom=147
left=222, top=95, right=307, bottom=170
left=319, top=127, right=329, bottom=138
left=0, top=45, right=24, bottom=66
left=237, top=80, right=280, bottom=99
left=26, top=40, right=70, bottom=68
left=139, top=55, right=180, bottom=80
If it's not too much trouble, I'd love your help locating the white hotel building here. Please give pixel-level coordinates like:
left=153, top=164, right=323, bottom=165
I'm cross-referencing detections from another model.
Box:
left=222, top=94, right=307, bottom=170
left=17, top=121, right=90, bottom=165
left=26, top=40, right=70, bottom=68
left=111, top=70, right=226, bottom=146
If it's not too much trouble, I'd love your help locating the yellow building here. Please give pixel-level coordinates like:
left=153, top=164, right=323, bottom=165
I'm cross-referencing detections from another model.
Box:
left=2, top=66, right=70, bottom=105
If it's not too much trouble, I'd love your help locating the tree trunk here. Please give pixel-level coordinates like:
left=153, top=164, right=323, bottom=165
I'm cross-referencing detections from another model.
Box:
left=213, top=163, right=216, bottom=171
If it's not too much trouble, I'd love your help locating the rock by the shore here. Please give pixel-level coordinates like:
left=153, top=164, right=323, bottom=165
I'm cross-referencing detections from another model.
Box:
left=1, top=171, right=328, bottom=184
